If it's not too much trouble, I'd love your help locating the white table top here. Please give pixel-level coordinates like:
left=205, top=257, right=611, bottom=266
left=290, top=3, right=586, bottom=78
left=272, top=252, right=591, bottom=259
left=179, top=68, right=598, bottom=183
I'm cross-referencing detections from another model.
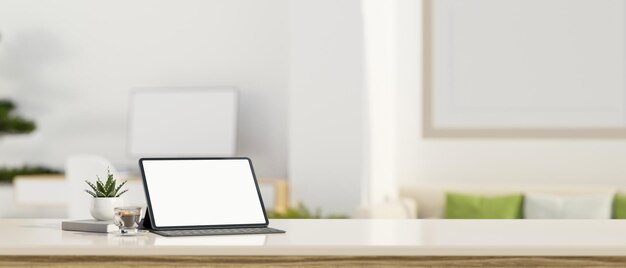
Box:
left=2, top=219, right=626, bottom=256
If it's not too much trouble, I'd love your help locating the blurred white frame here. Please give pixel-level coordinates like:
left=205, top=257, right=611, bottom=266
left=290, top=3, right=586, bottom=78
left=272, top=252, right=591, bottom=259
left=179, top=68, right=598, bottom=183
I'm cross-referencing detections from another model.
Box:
left=424, top=0, right=626, bottom=138
left=128, top=87, right=238, bottom=156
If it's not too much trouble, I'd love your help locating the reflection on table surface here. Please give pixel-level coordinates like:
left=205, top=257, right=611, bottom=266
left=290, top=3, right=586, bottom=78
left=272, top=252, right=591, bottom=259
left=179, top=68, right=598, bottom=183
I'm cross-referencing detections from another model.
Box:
left=153, top=234, right=267, bottom=246
left=60, top=229, right=268, bottom=247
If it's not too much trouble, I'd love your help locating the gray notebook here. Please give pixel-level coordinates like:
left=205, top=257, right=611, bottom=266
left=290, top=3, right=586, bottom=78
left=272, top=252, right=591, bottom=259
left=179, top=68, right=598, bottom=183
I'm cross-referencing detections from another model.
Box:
left=62, top=219, right=118, bottom=233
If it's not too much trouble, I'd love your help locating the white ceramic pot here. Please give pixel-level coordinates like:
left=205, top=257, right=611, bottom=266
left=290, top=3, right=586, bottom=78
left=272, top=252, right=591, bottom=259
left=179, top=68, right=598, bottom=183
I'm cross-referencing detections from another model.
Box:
left=90, top=197, right=124, bottom=221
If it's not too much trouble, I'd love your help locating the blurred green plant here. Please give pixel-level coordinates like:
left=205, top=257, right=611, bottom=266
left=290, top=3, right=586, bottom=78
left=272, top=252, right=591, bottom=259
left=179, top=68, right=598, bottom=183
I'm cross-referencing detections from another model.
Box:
left=0, top=165, right=62, bottom=183
left=0, top=100, right=36, bottom=135
left=267, top=203, right=349, bottom=219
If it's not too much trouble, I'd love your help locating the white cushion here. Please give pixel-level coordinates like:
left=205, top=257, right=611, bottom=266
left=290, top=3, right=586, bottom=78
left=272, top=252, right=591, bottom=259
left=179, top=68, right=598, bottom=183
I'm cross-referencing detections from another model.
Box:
left=524, top=192, right=614, bottom=219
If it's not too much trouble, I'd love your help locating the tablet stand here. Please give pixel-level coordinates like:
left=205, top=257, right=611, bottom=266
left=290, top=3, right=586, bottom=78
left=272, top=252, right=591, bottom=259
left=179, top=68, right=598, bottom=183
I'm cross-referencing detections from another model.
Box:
left=140, top=210, right=154, bottom=230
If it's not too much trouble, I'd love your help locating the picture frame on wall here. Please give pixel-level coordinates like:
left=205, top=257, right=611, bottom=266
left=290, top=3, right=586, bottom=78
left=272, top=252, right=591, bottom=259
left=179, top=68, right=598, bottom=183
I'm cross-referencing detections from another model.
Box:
left=423, top=0, right=626, bottom=138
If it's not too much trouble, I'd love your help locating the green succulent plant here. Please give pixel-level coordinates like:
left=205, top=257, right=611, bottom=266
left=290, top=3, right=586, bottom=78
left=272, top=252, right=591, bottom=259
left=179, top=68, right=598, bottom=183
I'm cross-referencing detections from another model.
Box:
left=84, top=169, right=128, bottom=198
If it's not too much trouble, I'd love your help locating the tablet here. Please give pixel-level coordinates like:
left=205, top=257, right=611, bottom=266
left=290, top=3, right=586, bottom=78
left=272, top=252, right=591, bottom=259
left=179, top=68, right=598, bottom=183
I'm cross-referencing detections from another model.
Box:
left=139, top=157, right=269, bottom=230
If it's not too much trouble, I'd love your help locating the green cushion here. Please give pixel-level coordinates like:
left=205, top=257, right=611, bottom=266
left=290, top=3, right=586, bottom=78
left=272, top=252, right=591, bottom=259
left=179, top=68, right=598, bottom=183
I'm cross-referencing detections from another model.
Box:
left=445, top=192, right=524, bottom=219
left=613, top=194, right=626, bottom=219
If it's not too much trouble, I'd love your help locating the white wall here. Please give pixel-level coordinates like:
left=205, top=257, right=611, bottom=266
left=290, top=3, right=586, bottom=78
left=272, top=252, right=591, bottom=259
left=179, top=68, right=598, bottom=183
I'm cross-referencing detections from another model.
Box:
left=0, top=0, right=288, bottom=178
left=394, top=0, right=423, bottom=186
left=289, top=0, right=367, bottom=214
left=395, top=0, right=626, bottom=187
left=362, top=0, right=400, bottom=204
left=0, top=0, right=371, bottom=215
left=6, top=0, right=618, bottom=217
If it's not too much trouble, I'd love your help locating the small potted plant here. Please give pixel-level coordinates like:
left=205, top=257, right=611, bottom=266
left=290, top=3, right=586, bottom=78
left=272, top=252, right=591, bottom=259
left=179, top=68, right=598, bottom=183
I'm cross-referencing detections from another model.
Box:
left=85, top=169, right=128, bottom=221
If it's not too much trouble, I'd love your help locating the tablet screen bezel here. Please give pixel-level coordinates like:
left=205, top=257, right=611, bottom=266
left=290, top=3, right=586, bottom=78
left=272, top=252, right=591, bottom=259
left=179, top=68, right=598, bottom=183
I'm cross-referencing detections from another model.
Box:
left=139, top=157, right=270, bottom=230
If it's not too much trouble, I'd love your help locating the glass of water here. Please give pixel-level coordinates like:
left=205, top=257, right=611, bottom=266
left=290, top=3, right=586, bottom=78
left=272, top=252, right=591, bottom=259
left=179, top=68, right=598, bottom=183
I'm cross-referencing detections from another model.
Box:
left=113, top=206, right=142, bottom=235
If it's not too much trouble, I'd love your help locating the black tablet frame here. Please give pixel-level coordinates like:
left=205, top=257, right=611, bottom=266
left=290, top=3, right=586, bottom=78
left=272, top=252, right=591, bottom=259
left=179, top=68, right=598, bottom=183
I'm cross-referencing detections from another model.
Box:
left=139, top=157, right=270, bottom=230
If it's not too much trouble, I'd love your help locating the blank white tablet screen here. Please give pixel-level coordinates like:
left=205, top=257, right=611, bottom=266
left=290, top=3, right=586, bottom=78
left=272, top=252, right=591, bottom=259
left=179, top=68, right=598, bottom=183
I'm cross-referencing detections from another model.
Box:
left=141, top=159, right=267, bottom=227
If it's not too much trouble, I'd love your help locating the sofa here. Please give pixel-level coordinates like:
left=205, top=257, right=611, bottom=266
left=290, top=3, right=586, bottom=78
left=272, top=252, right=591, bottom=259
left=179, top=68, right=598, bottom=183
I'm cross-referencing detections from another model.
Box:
left=399, top=183, right=624, bottom=219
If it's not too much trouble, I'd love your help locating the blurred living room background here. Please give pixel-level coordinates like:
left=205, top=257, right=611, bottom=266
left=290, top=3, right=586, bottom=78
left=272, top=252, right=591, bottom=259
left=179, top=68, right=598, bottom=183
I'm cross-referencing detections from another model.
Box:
left=2, top=0, right=626, bottom=220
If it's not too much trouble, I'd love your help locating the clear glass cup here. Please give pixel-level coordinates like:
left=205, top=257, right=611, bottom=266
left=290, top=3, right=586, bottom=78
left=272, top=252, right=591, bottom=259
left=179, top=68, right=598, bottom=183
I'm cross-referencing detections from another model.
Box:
left=113, top=206, right=142, bottom=235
